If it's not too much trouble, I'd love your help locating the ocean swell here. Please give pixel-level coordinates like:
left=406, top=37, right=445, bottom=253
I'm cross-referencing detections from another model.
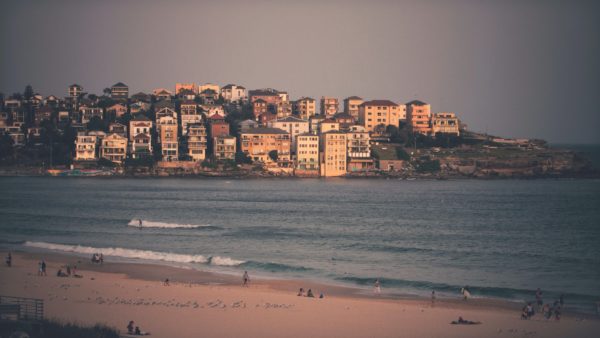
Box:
left=127, top=219, right=213, bottom=229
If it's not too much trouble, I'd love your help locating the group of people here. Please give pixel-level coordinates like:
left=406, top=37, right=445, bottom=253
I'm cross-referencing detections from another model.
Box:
left=91, top=253, right=104, bottom=264
left=127, top=321, right=150, bottom=336
left=37, top=260, right=47, bottom=276
left=56, top=264, right=82, bottom=278
left=297, top=288, right=324, bottom=299
left=521, top=288, right=563, bottom=321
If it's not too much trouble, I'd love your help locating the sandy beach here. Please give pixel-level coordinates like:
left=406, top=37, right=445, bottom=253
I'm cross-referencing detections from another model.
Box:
left=0, top=252, right=598, bottom=338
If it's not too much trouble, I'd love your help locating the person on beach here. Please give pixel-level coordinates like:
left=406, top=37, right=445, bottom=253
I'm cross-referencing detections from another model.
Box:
left=163, top=278, right=170, bottom=286
left=56, top=269, right=68, bottom=277
left=535, top=288, right=543, bottom=308
left=41, top=260, right=47, bottom=276
left=99, top=253, right=104, bottom=264
left=319, top=292, right=324, bottom=299
left=451, top=316, right=481, bottom=325
left=5, top=252, right=11, bottom=267
left=297, top=288, right=304, bottom=296
left=307, top=289, right=314, bottom=298
left=542, top=304, right=552, bottom=320
left=526, top=302, right=534, bottom=318
left=374, top=279, right=381, bottom=295
left=460, top=286, right=471, bottom=300
left=66, top=264, right=71, bottom=276
left=127, top=321, right=135, bottom=334
left=431, top=290, right=436, bottom=306
left=559, top=294, right=564, bottom=308
left=139, top=219, right=143, bottom=229
left=243, top=271, right=249, bottom=286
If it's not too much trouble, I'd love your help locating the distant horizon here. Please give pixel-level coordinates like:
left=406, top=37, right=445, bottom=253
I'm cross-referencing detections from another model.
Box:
left=2, top=0, right=599, bottom=144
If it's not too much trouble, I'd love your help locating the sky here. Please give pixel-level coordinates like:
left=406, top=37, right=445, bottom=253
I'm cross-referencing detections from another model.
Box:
left=1, top=0, right=599, bottom=144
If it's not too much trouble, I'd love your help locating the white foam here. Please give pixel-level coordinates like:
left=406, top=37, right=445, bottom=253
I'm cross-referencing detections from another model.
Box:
left=24, top=241, right=209, bottom=264
left=209, top=256, right=246, bottom=266
left=127, top=219, right=211, bottom=229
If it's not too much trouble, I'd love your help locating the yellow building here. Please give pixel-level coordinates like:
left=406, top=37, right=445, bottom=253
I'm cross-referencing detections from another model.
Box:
left=406, top=100, right=432, bottom=135
left=101, top=133, right=127, bottom=164
left=294, top=97, right=316, bottom=120
left=343, top=96, right=363, bottom=119
left=432, top=112, right=460, bottom=136
left=214, top=136, right=236, bottom=160
left=175, top=83, right=198, bottom=94
left=319, top=119, right=340, bottom=133
left=158, top=116, right=178, bottom=161
left=240, top=127, right=291, bottom=166
left=295, top=133, right=320, bottom=175
left=320, top=131, right=347, bottom=177
left=358, top=100, right=401, bottom=133
left=267, top=116, right=309, bottom=150
left=74, top=134, right=97, bottom=161
left=187, top=123, right=207, bottom=161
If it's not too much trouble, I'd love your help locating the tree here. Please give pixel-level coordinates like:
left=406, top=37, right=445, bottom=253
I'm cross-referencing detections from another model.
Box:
left=235, top=151, right=252, bottom=164
left=87, top=116, right=105, bottom=131
left=0, top=134, right=14, bottom=161
left=103, top=88, right=111, bottom=96
left=268, top=150, right=278, bottom=162
left=24, top=85, right=34, bottom=100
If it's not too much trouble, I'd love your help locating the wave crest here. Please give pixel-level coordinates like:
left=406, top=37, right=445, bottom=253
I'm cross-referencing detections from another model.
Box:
left=127, top=219, right=212, bottom=229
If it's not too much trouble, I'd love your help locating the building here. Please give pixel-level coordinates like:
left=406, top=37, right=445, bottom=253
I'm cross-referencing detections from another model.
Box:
left=199, top=89, right=219, bottom=104
left=79, top=106, right=103, bottom=124
left=131, top=92, right=151, bottom=103
left=319, top=119, right=340, bottom=133
left=252, top=99, right=268, bottom=119
left=101, top=133, right=128, bottom=164
left=320, top=131, right=347, bottom=177
left=34, top=106, right=54, bottom=126
left=432, top=112, right=460, bottom=136
left=276, top=101, right=293, bottom=119
left=175, top=83, right=198, bottom=95
left=129, top=114, right=153, bottom=158
left=332, top=112, right=355, bottom=130
left=130, top=101, right=150, bottom=115
left=201, top=104, right=226, bottom=118
left=358, top=100, right=402, bottom=133
left=267, top=116, right=309, bottom=150
left=372, top=144, right=405, bottom=171
left=75, top=134, right=97, bottom=161
left=406, top=100, right=432, bottom=135
left=154, top=89, right=172, bottom=101
left=208, top=113, right=230, bottom=138
left=238, top=119, right=259, bottom=132
left=295, top=133, right=320, bottom=176
left=68, top=84, right=82, bottom=99
left=109, top=122, right=127, bottom=138
left=158, top=116, right=178, bottom=161
left=346, top=125, right=374, bottom=172
left=249, top=89, right=283, bottom=106
left=320, top=97, right=339, bottom=116
left=293, top=97, right=316, bottom=120
left=199, top=83, right=220, bottom=95
left=213, top=136, right=236, bottom=160
left=187, top=123, right=207, bottom=162
left=343, top=96, right=363, bottom=119
left=180, top=101, right=201, bottom=135
left=240, top=127, right=291, bottom=166
left=106, top=103, right=127, bottom=119
left=220, top=84, right=247, bottom=103
left=110, top=82, right=129, bottom=99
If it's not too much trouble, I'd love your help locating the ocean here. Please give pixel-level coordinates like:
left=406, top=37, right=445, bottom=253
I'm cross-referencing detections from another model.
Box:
left=1, top=177, right=599, bottom=314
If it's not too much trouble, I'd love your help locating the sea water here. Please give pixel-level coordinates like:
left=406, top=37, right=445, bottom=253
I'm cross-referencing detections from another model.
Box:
left=1, top=177, right=599, bottom=314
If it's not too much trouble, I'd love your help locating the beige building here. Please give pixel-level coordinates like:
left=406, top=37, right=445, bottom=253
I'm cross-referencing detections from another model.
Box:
left=319, top=119, right=340, bottom=133
left=75, top=134, right=97, bottom=161
left=267, top=116, right=309, bottom=150
left=69, top=84, right=82, bottom=99
left=406, top=100, right=432, bottom=135
left=101, top=133, right=128, bottom=164
left=110, top=82, right=128, bottom=99
left=343, top=96, right=363, bottom=119
left=240, top=127, right=291, bottom=166
left=320, top=96, right=339, bottom=116
left=358, top=100, right=401, bottom=132
left=220, top=84, right=247, bottom=102
left=346, top=125, right=374, bottom=172
left=129, top=115, right=153, bottom=157
left=187, top=123, right=207, bottom=162
left=276, top=101, right=293, bottom=119
left=158, top=116, right=178, bottom=161
left=295, top=133, right=320, bottom=175
left=320, top=131, right=347, bottom=177
left=214, top=136, right=236, bottom=160
left=432, top=112, right=460, bottom=136
left=294, top=97, right=316, bottom=120
left=180, top=101, right=201, bottom=136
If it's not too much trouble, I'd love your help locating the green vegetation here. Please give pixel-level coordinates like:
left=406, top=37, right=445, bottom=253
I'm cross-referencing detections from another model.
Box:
left=416, top=159, right=441, bottom=173
left=268, top=150, right=278, bottom=162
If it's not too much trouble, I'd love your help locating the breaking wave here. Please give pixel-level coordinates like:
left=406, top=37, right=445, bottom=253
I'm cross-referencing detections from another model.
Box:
left=23, top=241, right=245, bottom=266
left=127, top=219, right=213, bottom=229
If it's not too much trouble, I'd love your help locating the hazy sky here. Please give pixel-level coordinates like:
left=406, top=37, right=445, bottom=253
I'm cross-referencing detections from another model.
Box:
left=1, top=0, right=599, bottom=143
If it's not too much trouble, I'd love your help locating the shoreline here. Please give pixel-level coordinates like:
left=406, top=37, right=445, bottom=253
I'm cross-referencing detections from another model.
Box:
left=1, top=252, right=599, bottom=338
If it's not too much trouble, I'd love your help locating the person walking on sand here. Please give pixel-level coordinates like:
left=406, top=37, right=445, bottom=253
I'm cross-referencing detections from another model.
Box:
left=37, top=261, right=42, bottom=276
left=41, top=260, right=47, bottom=276
left=5, top=252, right=11, bottom=267
left=431, top=290, right=436, bottom=305
left=243, top=271, right=249, bottom=287
left=535, top=288, right=543, bottom=309
left=374, top=279, right=381, bottom=295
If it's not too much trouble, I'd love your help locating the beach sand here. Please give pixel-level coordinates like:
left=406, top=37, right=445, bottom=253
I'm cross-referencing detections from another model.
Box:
left=1, top=252, right=599, bottom=338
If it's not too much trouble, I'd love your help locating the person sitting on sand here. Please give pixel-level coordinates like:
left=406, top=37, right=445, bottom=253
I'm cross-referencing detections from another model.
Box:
left=542, top=303, right=552, bottom=320
left=319, top=292, right=324, bottom=299
left=521, top=305, right=529, bottom=320
left=451, top=316, right=481, bottom=325
left=127, top=321, right=135, bottom=334
left=56, top=269, right=68, bottom=277
left=135, top=326, right=150, bottom=335
left=297, top=288, right=304, bottom=296
left=164, top=278, right=170, bottom=286
left=307, top=289, right=314, bottom=298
